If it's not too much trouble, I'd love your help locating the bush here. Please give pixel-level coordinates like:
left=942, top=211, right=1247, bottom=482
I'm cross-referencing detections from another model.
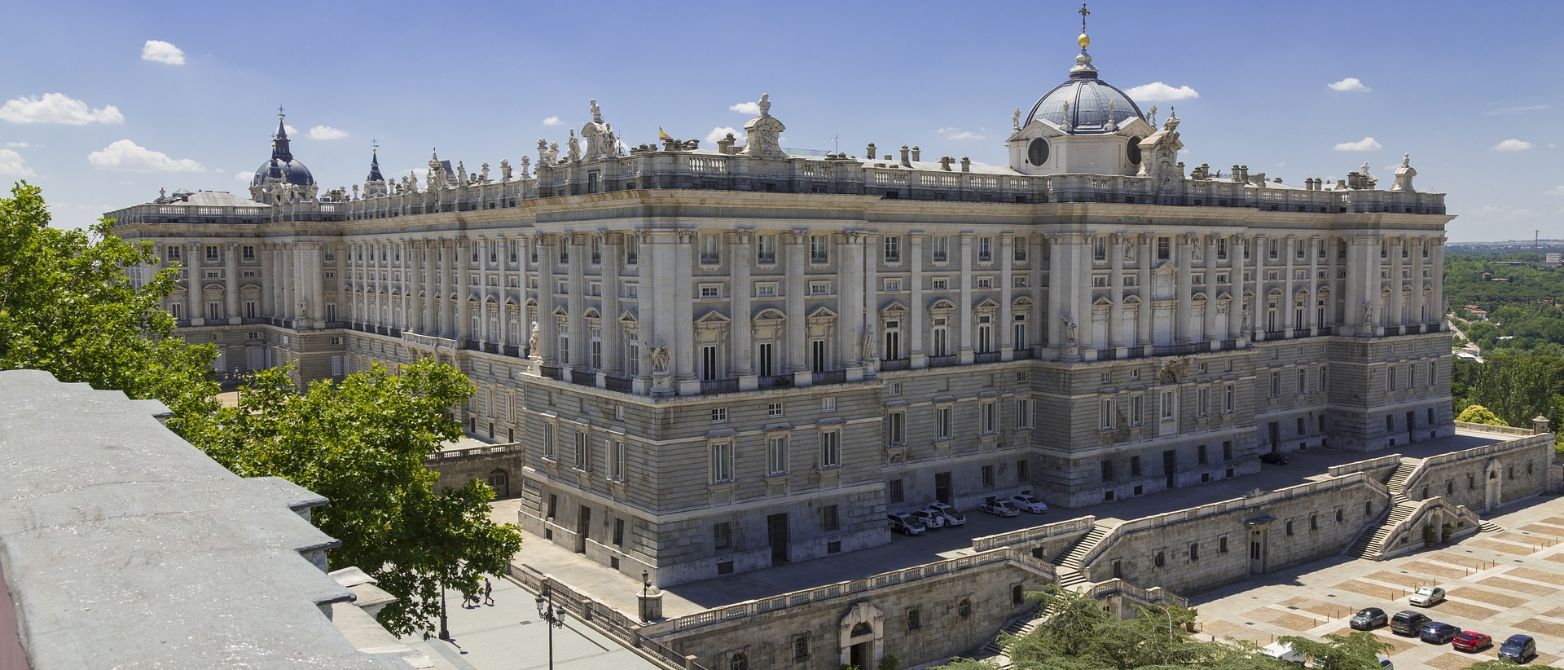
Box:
left=1456, top=404, right=1509, bottom=427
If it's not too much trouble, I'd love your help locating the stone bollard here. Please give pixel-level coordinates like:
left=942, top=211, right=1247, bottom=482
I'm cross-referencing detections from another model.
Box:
left=1533, top=415, right=1550, bottom=435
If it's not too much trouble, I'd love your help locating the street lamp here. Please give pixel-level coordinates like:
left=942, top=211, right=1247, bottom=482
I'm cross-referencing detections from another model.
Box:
left=535, top=582, right=566, bottom=669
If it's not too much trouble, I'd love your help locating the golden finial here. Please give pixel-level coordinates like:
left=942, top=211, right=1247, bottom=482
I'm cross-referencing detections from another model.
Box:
left=1078, top=3, right=1091, bottom=49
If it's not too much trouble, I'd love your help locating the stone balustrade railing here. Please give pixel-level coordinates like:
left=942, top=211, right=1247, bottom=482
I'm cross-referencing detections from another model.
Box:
left=1453, top=421, right=1538, bottom=437
left=1327, top=453, right=1404, bottom=479
left=1401, top=432, right=1553, bottom=499
left=971, top=515, right=1096, bottom=553
left=426, top=442, right=524, bottom=462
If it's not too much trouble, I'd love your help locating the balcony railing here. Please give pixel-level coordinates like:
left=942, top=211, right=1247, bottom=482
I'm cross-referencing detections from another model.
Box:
left=1317, top=326, right=1334, bottom=336
left=1012, top=348, right=1036, bottom=360
left=879, top=358, right=911, bottom=371
left=1383, top=325, right=1404, bottom=336
left=928, top=355, right=958, bottom=368
left=604, top=376, right=633, bottom=393
left=700, top=378, right=740, bottom=395
left=813, top=370, right=847, bottom=385
left=540, top=365, right=564, bottom=381
left=1097, top=348, right=1119, bottom=361
left=1292, top=328, right=1309, bottom=338
left=1152, top=343, right=1200, bottom=356
left=758, top=375, right=792, bottom=389
left=568, top=369, right=596, bottom=387
left=973, top=351, right=1001, bottom=364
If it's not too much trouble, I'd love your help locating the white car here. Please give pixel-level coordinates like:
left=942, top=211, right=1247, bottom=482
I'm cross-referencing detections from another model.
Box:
left=926, top=503, right=967, bottom=527
left=908, top=509, right=946, bottom=530
left=887, top=513, right=927, bottom=536
left=1009, top=494, right=1049, bottom=514
left=1409, top=586, right=1445, bottom=607
left=980, top=498, right=1021, bottom=518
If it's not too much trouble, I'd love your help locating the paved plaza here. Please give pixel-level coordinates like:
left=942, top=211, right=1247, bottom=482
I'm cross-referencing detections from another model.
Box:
left=1192, top=494, right=1564, bottom=669
left=410, top=573, right=660, bottom=670
left=504, top=432, right=1499, bottom=619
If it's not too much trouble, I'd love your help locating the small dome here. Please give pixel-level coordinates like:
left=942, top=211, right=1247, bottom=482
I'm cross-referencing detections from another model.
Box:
left=252, top=158, right=315, bottom=187
left=1023, top=61, right=1145, bottom=134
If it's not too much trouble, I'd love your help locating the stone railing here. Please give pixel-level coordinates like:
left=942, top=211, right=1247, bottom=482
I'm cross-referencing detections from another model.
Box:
left=1376, top=498, right=1478, bottom=560
left=1084, top=578, right=1187, bottom=610
left=426, top=442, right=524, bottom=463
left=971, top=516, right=1096, bottom=553
left=1454, top=421, right=1538, bottom=437
left=401, top=330, right=459, bottom=350
left=1401, top=433, right=1554, bottom=499
left=643, top=546, right=1046, bottom=637
left=1078, top=474, right=1373, bottom=572
left=1327, top=453, right=1404, bottom=479
left=508, top=563, right=700, bottom=670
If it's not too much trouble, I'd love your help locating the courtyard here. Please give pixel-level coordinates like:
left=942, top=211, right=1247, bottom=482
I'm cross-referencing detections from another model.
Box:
left=1192, top=493, right=1564, bottom=669
left=503, top=431, right=1501, bottom=619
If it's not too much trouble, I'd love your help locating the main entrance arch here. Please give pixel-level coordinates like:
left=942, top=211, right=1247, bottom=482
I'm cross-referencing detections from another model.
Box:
left=839, top=601, right=883, bottom=669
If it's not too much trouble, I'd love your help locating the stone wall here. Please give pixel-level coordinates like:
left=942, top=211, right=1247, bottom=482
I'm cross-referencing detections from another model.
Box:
left=1399, top=433, right=1553, bottom=512
left=426, top=443, right=525, bottom=498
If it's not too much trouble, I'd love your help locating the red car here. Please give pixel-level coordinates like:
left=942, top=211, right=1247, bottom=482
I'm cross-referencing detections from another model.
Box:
left=1452, top=630, right=1492, bottom=653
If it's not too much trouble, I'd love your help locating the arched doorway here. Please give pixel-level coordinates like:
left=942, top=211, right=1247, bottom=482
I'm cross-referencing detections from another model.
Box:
left=1484, top=460, right=1502, bottom=512
left=487, top=469, right=511, bottom=498
left=839, top=602, right=883, bottom=669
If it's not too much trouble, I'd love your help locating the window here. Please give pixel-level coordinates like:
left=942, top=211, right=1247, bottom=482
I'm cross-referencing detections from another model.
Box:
left=755, top=282, right=778, bottom=297
left=888, top=478, right=904, bottom=503
left=713, top=522, right=731, bottom=550
left=1160, top=390, right=1175, bottom=420
left=1388, top=366, right=1398, bottom=391
left=1017, top=459, right=1029, bottom=481
left=700, top=234, right=719, bottom=265
left=1219, top=536, right=1229, bottom=553
left=1223, top=441, right=1233, bottom=461
left=625, top=236, right=640, bottom=265
left=1102, top=460, right=1115, bottom=482
left=543, top=423, right=555, bottom=460
left=1014, top=242, right=1027, bottom=262
left=936, top=406, right=952, bottom=439
left=809, top=280, right=831, bottom=296
left=906, top=607, right=921, bottom=632
left=809, top=235, right=829, bottom=263
left=1130, top=455, right=1142, bottom=477
left=767, top=436, right=788, bottom=475
left=886, top=412, right=905, bottom=446
left=822, top=397, right=836, bottom=412
left=821, top=505, right=839, bottom=531
left=978, top=237, right=992, bottom=262
left=711, top=407, right=728, bottom=424
left=884, top=236, right=900, bottom=263
left=768, top=402, right=784, bottom=417
left=981, top=401, right=997, bottom=434
left=613, top=518, right=624, bottom=546
left=1157, top=237, right=1170, bottom=260
left=1154, top=551, right=1165, bottom=568
left=931, top=236, right=949, bottom=262
left=205, top=245, right=219, bottom=261
left=241, top=245, right=255, bottom=260
left=610, top=441, right=625, bottom=481
left=1285, top=520, right=1294, bottom=536
left=820, top=430, right=840, bottom=468
left=1101, top=398, right=1116, bottom=430
left=982, top=465, right=995, bottom=487
left=1093, top=237, right=1107, bottom=261
left=792, top=634, right=809, bottom=660
left=1297, top=368, right=1307, bottom=393
left=1015, top=398, right=1033, bottom=429
left=710, top=442, right=733, bottom=483
left=574, top=430, right=589, bottom=470
left=1130, top=395, right=1143, bottom=425
left=699, top=284, right=720, bottom=299
left=1198, top=444, right=1208, bottom=465
left=756, top=235, right=775, bottom=264
left=883, top=277, right=902, bottom=291
left=1270, top=371, right=1281, bottom=397
left=1190, top=542, right=1199, bottom=561
left=1310, top=513, right=1319, bottom=531
left=1197, top=387, right=1209, bottom=417
left=931, top=277, right=949, bottom=290
left=958, top=598, right=972, bottom=619
left=166, top=245, right=181, bottom=261
left=1216, top=238, right=1227, bottom=260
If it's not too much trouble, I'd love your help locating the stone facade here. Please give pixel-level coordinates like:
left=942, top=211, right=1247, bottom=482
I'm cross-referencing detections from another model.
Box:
left=426, top=444, right=524, bottom=497
left=109, top=22, right=1456, bottom=587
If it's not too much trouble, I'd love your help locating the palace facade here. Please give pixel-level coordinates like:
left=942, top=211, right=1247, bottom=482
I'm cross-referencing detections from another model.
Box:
left=111, top=28, right=1454, bottom=586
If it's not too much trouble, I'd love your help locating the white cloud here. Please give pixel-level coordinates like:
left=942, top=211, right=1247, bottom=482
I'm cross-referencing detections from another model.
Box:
left=729, top=100, right=760, bottom=115
left=1492, top=138, right=1533, bottom=152
left=936, top=127, right=987, bottom=141
left=1333, top=136, right=1382, bottom=152
left=0, top=93, right=124, bottom=125
left=308, top=125, right=347, bottom=141
left=236, top=170, right=253, bottom=182
left=706, top=126, right=741, bottom=145
left=0, top=148, right=35, bottom=178
left=4, top=141, right=33, bottom=148
left=87, top=139, right=203, bottom=173
left=284, top=124, right=298, bottom=136
left=1482, top=104, right=1549, bottom=116
left=1543, top=185, right=1564, bottom=197
left=1328, top=77, right=1370, bottom=93
left=1125, top=82, right=1199, bottom=102
left=1466, top=205, right=1536, bottom=219
left=542, top=116, right=561, bottom=126
left=141, top=40, right=186, bottom=65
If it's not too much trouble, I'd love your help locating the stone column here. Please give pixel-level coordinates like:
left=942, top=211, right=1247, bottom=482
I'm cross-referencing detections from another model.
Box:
left=1307, top=237, right=1320, bottom=334
left=861, top=232, right=878, bottom=374
left=457, top=239, right=472, bottom=346
left=602, top=233, right=621, bottom=373
left=1136, top=234, right=1152, bottom=349
left=538, top=235, right=557, bottom=365
left=958, top=232, right=974, bottom=363
left=261, top=244, right=275, bottom=319
left=476, top=237, right=490, bottom=347
left=1252, top=235, right=1265, bottom=339
left=673, top=232, right=697, bottom=394
left=1175, top=234, right=1192, bottom=343
left=283, top=242, right=297, bottom=323
left=421, top=241, right=436, bottom=335
left=1202, top=234, right=1218, bottom=344
left=1030, top=236, right=1044, bottom=353
left=839, top=232, right=866, bottom=370
left=729, top=232, right=753, bottom=385
left=1000, top=233, right=1014, bottom=360
left=785, top=231, right=807, bottom=375
left=1410, top=237, right=1425, bottom=326
left=1431, top=238, right=1445, bottom=327
left=1074, top=234, right=1093, bottom=355
left=1389, top=237, right=1404, bottom=329
left=1108, top=233, right=1124, bottom=348
left=516, top=235, right=530, bottom=353
left=1226, top=234, right=1242, bottom=342
left=910, top=233, right=926, bottom=367
left=225, top=243, right=240, bottom=323
left=1046, top=235, right=1063, bottom=349
left=309, top=243, right=323, bottom=328
left=186, top=241, right=203, bottom=325
left=1283, top=236, right=1296, bottom=335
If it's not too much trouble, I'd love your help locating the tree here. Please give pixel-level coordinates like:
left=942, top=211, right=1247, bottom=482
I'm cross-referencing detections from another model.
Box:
left=1466, top=661, right=1561, bottom=670
left=1455, top=404, right=1509, bottom=426
left=0, top=181, right=219, bottom=433
left=1277, top=632, right=1388, bottom=669
left=195, top=360, right=524, bottom=636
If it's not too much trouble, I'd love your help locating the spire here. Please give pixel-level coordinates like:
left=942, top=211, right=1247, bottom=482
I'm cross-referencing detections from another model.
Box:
left=365, top=139, right=384, bottom=182
left=1070, top=3, right=1098, bottom=79
left=271, top=105, right=293, bottom=162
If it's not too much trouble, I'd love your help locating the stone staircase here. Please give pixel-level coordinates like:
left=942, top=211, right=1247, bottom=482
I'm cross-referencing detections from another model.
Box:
left=1386, top=459, right=1421, bottom=493
left=1479, top=520, right=1503, bottom=534
left=1347, top=497, right=1418, bottom=559
left=980, top=604, right=1043, bottom=657
left=1051, top=524, right=1111, bottom=587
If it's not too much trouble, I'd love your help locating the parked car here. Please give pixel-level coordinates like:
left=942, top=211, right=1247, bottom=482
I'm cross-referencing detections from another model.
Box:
left=1390, top=610, right=1431, bottom=636
left=886, top=513, right=926, bottom=536
left=1259, top=452, right=1288, bottom=465
left=926, top=503, right=967, bottom=527
left=1349, top=607, right=1388, bottom=630
left=1419, top=621, right=1460, bottom=645
left=908, top=509, right=946, bottom=530
left=1451, top=630, right=1492, bottom=653
left=1409, top=586, right=1446, bottom=607
left=1009, top=494, right=1049, bottom=514
left=1259, top=641, right=1304, bottom=664
left=1375, top=653, right=1394, bottom=669
left=980, top=497, right=1020, bottom=518
left=1498, top=634, right=1537, bottom=662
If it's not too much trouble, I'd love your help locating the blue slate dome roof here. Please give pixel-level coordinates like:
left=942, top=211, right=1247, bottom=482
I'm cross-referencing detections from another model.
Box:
left=1024, top=52, right=1144, bottom=134
left=252, top=112, right=316, bottom=187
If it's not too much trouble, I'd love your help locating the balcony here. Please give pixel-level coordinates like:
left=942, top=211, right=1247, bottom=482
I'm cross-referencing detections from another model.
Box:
left=1292, top=328, right=1309, bottom=338
left=758, top=375, right=791, bottom=389
left=1317, top=326, right=1334, bottom=336
left=928, top=355, right=958, bottom=368
left=1152, top=343, right=1200, bottom=357
left=813, top=370, right=847, bottom=385
left=1097, top=348, right=1119, bottom=361
left=1383, top=325, right=1404, bottom=336
left=1012, top=348, right=1036, bottom=360
left=568, top=369, right=596, bottom=387
left=1262, top=330, right=1286, bottom=340
left=540, top=365, right=564, bottom=381
left=603, top=376, right=633, bottom=393
left=973, top=351, right=1001, bottom=364
left=879, top=358, right=911, bottom=371
left=700, top=378, right=740, bottom=395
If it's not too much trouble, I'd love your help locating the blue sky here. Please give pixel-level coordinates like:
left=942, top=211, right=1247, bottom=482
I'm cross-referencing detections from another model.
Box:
left=2, top=0, right=1560, bottom=241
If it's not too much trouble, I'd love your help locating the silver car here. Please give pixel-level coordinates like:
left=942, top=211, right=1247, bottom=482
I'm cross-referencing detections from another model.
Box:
left=908, top=509, right=946, bottom=530
left=887, top=513, right=927, bottom=536
left=926, top=502, right=967, bottom=527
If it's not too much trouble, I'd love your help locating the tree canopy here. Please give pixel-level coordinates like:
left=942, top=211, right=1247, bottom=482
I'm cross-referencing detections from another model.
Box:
left=1455, top=404, right=1508, bottom=426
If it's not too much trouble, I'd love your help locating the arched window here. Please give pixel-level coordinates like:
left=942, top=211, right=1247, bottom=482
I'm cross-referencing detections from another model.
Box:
left=1154, top=551, right=1165, bottom=568
left=487, top=469, right=510, bottom=497
left=729, top=653, right=748, bottom=670
left=852, top=621, right=873, bottom=636
left=957, top=599, right=972, bottom=619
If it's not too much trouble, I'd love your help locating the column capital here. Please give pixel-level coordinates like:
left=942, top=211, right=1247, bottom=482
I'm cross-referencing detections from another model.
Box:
left=734, top=230, right=753, bottom=244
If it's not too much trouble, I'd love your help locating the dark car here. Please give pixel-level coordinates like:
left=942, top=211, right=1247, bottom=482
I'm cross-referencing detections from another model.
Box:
left=1498, top=634, right=1537, bottom=662
left=1419, top=621, right=1460, bottom=645
left=1452, top=630, right=1492, bottom=653
left=1349, top=607, right=1388, bottom=630
left=1259, top=452, right=1288, bottom=465
left=1390, top=610, right=1430, bottom=636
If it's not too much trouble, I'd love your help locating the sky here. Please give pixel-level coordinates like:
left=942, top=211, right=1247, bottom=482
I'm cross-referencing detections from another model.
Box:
left=2, top=0, right=1561, bottom=242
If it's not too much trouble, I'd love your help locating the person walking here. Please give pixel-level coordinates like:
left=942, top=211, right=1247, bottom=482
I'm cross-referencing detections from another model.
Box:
left=483, top=578, right=494, bottom=606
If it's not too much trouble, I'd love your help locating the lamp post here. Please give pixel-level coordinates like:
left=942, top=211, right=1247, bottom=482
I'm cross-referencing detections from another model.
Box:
left=535, top=582, right=565, bottom=669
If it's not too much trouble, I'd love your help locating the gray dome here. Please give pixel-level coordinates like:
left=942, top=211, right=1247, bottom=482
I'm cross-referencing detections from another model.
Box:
left=252, top=158, right=315, bottom=187
left=1024, top=56, right=1144, bottom=134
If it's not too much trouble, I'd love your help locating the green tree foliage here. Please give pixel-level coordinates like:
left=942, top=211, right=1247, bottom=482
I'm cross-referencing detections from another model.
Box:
left=0, top=181, right=219, bottom=432
left=1455, top=404, right=1508, bottom=426
left=1465, top=661, right=1562, bottom=670
left=195, top=360, right=524, bottom=636
left=1277, top=632, right=1389, bottom=670
left=1453, top=354, right=1564, bottom=439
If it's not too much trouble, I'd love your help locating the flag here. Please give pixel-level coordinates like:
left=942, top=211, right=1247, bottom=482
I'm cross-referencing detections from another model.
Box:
left=658, top=127, right=673, bottom=141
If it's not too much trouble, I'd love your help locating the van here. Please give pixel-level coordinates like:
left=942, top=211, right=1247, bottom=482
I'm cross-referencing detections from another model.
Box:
left=1390, top=610, right=1430, bottom=636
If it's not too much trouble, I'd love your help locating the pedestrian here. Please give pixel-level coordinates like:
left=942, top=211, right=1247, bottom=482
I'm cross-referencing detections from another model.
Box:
left=483, top=578, right=494, bottom=606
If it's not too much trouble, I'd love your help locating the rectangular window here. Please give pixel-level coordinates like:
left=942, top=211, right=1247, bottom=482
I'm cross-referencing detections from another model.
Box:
left=820, top=430, right=840, bottom=468
left=610, top=441, right=626, bottom=481
left=613, top=519, right=624, bottom=546
left=1101, top=460, right=1115, bottom=482
left=884, top=236, right=900, bottom=263
left=907, top=608, right=922, bottom=632
left=1013, top=242, right=1027, bottom=262
left=793, top=634, right=810, bottom=660
left=711, top=407, right=728, bottom=424
left=931, top=277, right=949, bottom=290
left=931, top=236, right=949, bottom=262
left=1157, top=237, right=1170, bottom=260
left=982, top=465, right=995, bottom=487
left=1130, top=395, right=1143, bottom=425
left=978, top=237, right=993, bottom=262
left=699, top=284, right=720, bottom=299
left=768, top=402, right=784, bottom=418
left=809, top=235, right=829, bottom=264
left=1130, top=455, right=1142, bottom=477
left=1101, top=398, right=1115, bottom=430
left=1160, top=390, right=1175, bottom=419
left=625, top=236, right=640, bottom=265
left=756, top=235, right=776, bottom=264
left=822, top=397, right=836, bottom=412
left=1015, top=398, right=1033, bottom=429
left=981, top=402, right=996, bottom=434
left=755, top=282, right=778, bottom=297
left=821, top=505, right=839, bottom=531
left=1387, top=366, right=1398, bottom=391
left=1198, top=444, right=1208, bottom=465
left=1197, top=387, right=1209, bottom=417
left=713, top=522, right=731, bottom=550
left=936, top=407, right=952, bottom=439
left=768, top=436, right=788, bottom=475
left=1297, top=368, right=1307, bottom=393
left=1270, top=371, right=1281, bottom=397
left=710, top=442, right=733, bottom=483
left=883, top=277, right=902, bottom=292
left=574, top=430, right=589, bottom=470
left=543, top=423, right=556, bottom=459
left=886, top=412, right=905, bottom=446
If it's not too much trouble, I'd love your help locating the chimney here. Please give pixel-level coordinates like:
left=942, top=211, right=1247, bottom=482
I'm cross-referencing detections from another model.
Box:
left=911, top=146, right=921, bottom=162
left=939, top=156, right=953, bottom=171
left=960, top=157, right=971, bottom=172
left=1231, top=165, right=1242, bottom=182
left=899, top=145, right=911, bottom=167
left=866, top=143, right=876, bottom=160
